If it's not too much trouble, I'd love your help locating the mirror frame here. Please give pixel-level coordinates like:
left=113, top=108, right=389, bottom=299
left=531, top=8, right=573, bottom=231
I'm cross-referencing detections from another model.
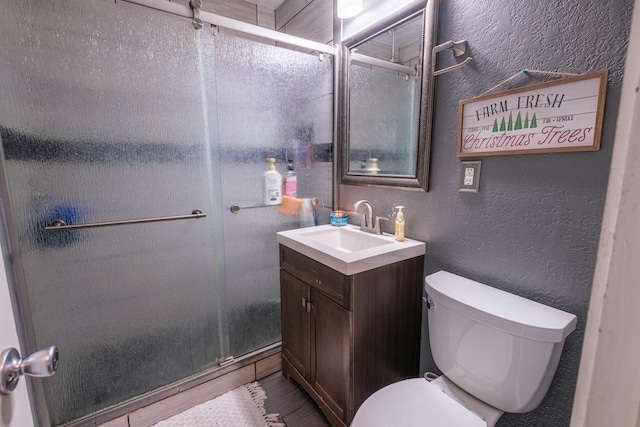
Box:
left=337, top=0, right=438, bottom=191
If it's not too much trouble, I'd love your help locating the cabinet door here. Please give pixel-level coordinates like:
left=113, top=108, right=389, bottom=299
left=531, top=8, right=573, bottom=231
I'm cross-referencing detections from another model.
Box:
left=313, top=290, right=352, bottom=423
left=281, top=270, right=311, bottom=379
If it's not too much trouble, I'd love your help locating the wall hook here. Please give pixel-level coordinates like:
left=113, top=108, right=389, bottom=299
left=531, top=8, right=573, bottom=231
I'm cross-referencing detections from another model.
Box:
left=432, top=40, right=473, bottom=76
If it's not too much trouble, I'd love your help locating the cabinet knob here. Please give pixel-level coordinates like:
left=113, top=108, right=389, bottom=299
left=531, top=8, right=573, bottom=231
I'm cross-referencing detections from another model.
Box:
left=302, top=298, right=312, bottom=313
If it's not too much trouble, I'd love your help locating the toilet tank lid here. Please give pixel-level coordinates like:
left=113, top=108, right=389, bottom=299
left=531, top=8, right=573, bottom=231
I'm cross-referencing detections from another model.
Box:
left=425, top=271, right=577, bottom=343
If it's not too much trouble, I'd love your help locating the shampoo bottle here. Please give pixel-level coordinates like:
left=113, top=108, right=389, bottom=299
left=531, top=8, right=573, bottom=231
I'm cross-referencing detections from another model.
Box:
left=264, top=157, right=282, bottom=205
left=282, top=160, right=297, bottom=197
left=395, top=206, right=405, bottom=242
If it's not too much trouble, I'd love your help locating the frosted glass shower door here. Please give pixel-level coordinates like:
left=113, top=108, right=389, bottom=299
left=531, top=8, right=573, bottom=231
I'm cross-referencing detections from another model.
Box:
left=0, top=0, right=335, bottom=424
left=208, top=33, right=334, bottom=356
left=0, top=1, right=226, bottom=425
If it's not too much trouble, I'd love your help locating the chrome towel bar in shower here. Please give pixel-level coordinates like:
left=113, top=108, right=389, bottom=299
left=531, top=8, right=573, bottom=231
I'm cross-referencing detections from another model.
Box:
left=230, top=198, right=318, bottom=214
left=44, top=209, right=206, bottom=232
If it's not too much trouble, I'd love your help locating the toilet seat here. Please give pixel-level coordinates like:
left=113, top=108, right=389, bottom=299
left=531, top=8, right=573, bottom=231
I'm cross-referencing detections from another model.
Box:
left=351, top=378, right=487, bottom=427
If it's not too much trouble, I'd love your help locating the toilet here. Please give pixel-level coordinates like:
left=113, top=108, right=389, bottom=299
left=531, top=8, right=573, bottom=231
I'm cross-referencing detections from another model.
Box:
left=352, top=270, right=577, bottom=427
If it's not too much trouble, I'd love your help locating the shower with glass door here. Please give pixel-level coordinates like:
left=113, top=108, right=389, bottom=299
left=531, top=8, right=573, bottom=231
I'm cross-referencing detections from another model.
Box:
left=0, top=0, right=333, bottom=425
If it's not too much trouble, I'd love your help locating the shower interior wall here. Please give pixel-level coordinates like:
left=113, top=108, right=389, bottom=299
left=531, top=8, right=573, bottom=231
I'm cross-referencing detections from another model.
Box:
left=0, top=0, right=333, bottom=425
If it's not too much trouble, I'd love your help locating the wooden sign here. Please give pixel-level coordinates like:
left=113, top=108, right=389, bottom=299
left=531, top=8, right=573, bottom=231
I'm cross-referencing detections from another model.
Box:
left=457, top=70, right=608, bottom=157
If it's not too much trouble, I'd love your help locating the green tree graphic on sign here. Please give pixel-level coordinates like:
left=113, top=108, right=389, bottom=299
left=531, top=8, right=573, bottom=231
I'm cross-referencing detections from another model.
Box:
left=514, top=112, right=523, bottom=130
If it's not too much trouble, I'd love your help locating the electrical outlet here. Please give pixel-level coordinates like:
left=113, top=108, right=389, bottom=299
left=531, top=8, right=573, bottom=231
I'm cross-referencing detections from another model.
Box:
left=459, top=161, right=481, bottom=192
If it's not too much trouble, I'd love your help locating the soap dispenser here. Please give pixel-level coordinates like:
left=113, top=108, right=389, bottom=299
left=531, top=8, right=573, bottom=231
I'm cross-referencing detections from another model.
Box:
left=394, top=206, right=405, bottom=242
left=264, top=157, right=282, bottom=205
left=282, top=160, right=297, bottom=197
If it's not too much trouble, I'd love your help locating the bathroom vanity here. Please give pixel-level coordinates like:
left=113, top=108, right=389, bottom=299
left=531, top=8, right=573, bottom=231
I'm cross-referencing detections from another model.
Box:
left=277, top=225, right=425, bottom=427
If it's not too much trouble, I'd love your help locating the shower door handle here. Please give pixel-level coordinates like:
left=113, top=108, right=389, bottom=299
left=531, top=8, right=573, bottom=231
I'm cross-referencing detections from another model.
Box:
left=0, top=346, right=59, bottom=394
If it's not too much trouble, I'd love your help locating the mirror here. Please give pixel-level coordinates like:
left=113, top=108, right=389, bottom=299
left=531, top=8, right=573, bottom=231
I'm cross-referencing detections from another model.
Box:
left=338, top=1, right=437, bottom=190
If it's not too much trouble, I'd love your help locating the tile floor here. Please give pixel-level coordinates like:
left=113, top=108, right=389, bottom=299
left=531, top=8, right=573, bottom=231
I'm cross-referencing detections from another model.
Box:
left=260, top=372, right=331, bottom=427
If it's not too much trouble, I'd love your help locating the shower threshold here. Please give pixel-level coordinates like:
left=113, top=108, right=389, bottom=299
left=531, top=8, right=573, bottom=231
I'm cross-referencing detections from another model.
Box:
left=62, top=343, right=282, bottom=427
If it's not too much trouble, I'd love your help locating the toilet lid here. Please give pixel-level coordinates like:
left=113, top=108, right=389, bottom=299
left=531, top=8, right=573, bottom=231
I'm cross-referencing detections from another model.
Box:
left=351, top=378, right=487, bottom=427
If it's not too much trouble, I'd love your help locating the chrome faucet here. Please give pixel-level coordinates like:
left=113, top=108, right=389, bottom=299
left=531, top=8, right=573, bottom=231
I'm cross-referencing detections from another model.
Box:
left=352, top=200, right=373, bottom=229
left=351, top=200, right=388, bottom=234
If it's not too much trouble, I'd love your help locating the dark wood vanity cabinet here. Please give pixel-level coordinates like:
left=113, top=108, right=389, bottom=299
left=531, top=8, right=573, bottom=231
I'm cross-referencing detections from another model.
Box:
left=279, top=245, right=424, bottom=427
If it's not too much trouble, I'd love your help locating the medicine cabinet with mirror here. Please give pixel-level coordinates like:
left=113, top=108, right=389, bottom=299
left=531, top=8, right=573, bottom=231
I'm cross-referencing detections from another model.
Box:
left=337, top=0, right=438, bottom=190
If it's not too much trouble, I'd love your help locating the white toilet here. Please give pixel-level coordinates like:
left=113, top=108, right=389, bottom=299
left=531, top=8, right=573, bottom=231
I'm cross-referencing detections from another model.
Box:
left=352, top=270, right=577, bottom=427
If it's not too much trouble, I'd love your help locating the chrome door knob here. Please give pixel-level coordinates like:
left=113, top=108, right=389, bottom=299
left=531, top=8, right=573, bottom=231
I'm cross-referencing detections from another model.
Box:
left=18, top=346, right=59, bottom=377
left=0, top=346, right=59, bottom=394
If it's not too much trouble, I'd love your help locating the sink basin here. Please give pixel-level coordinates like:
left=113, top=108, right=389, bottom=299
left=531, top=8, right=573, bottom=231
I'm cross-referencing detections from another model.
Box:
left=301, top=226, right=394, bottom=253
left=277, top=225, right=425, bottom=275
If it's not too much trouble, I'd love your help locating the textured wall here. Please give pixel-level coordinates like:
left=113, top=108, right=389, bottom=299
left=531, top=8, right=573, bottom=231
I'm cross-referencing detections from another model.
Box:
left=339, top=0, right=634, bottom=425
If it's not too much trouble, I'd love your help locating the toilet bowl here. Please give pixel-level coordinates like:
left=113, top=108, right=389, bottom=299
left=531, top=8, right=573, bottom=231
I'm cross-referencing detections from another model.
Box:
left=351, top=376, right=501, bottom=427
left=351, top=271, right=577, bottom=427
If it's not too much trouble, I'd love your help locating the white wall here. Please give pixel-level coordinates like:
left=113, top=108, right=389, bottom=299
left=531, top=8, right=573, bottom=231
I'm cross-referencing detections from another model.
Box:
left=571, top=0, right=640, bottom=425
left=0, top=230, right=34, bottom=426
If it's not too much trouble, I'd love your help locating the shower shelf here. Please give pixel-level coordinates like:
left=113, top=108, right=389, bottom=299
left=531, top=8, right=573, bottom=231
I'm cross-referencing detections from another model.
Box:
left=44, top=209, right=206, bottom=232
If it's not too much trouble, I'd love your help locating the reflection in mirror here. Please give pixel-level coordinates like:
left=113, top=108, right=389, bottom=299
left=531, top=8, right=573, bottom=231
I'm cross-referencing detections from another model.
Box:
left=348, top=14, right=423, bottom=177
left=338, top=1, right=437, bottom=191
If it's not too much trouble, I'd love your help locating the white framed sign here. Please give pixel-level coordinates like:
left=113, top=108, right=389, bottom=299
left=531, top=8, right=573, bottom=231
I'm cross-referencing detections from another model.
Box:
left=457, top=70, right=608, bottom=157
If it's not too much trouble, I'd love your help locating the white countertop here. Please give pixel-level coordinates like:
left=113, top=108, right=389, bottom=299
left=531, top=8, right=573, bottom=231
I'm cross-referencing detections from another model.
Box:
left=276, top=224, right=425, bottom=275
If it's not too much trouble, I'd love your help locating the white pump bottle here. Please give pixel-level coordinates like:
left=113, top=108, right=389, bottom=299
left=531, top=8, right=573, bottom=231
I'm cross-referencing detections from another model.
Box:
left=264, top=157, right=282, bottom=205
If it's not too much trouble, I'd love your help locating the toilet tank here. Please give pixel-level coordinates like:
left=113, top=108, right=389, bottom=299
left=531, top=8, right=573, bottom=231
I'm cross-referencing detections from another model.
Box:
left=425, top=271, right=577, bottom=413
